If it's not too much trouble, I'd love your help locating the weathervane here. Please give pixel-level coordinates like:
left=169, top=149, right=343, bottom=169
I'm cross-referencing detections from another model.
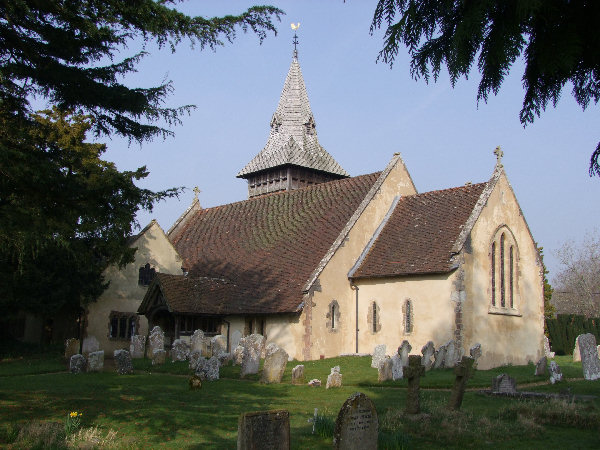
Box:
left=291, top=22, right=300, bottom=59
left=493, top=146, right=504, bottom=167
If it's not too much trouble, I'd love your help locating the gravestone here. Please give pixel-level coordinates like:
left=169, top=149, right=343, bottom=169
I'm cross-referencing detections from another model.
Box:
left=233, top=345, right=244, bottom=366
left=264, top=342, right=279, bottom=359
left=87, top=350, right=104, bottom=372
left=469, top=343, right=482, bottom=362
left=189, top=350, right=203, bottom=370
left=378, top=356, right=393, bottom=382
left=578, top=333, right=600, bottom=380
left=171, top=339, right=190, bottom=362
left=149, top=326, right=165, bottom=354
left=291, top=365, right=305, bottom=384
left=190, top=329, right=205, bottom=355
left=398, top=340, right=412, bottom=367
left=535, top=356, right=547, bottom=376
left=129, top=335, right=146, bottom=359
left=261, top=346, right=289, bottom=384
left=64, top=338, right=80, bottom=360
left=549, top=361, right=563, bottom=384
left=82, top=335, right=99, bottom=356
left=443, top=340, right=459, bottom=368
left=421, top=341, right=435, bottom=371
left=391, top=353, right=403, bottom=380
left=433, top=344, right=447, bottom=369
left=371, top=344, right=386, bottom=369
left=241, top=334, right=265, bottom=378
left=237, top=410, right=290, bottom=450
left=492, top=373, right=517, bottom=394
left=573, top=335, right=581, bottom=362
left=308, top=379, right=322, bottom=387
left=333, top=392, right=378, bottom=450
left=69, top=354, right=86, bottom=374
left=152, top=348, right=166, bottom=365
left=211, top=334, right=227, bottom=357
left=544, top=336, right=555, bottom=358
left=404, top=355, right=425, bottom=414
left=447, top=356, right=475, bottom=410
left=114, top=349, right=133, bottom=375
left=196, top=356, right=220, bottom=381
left=326, top=366, right=343, bottom=389
left=231, top=329, right=243, bottom=351
left=217, top=352, right=232, bottom=367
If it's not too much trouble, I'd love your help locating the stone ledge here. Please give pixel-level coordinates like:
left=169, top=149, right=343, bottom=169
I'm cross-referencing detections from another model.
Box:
left=488, top=307, right=522, bottom=317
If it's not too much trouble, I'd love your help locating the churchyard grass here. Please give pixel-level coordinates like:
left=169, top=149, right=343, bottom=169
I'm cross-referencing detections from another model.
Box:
left=0, top=355, right=598, bottom=448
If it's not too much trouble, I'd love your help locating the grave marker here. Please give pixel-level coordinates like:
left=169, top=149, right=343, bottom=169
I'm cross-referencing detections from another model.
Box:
left=404, top=355, right=425, bottom=414
left=447, top=356, right=475, bottom=410
left=237, top=410, right=290, bottom=450
left=578, top=333, right=600, bottom=380
left=333, top=392, right=378, bottom=450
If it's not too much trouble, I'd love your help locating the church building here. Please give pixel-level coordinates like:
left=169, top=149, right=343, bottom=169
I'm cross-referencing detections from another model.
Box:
left=87, top=48, right=545, bottom=370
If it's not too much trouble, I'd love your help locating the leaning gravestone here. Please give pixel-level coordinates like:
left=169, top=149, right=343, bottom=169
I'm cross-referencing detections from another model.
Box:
left=447, top=356, right=475, bottom=410
left=378, top=357, right=393, bottom=382
left=264, top=342, right=279, bottom=359
left=211, top=334, right=227, bottom=357
left=149, top=326, right=165, bottom=354
left=544, top=336, right=555, bottom=358
left=114, top=349, right=133, bottom=375
left=64, top=338, right=80, bottom=360
left=405, top=355, right=425, bottom=414
left=573, top=335, right=582, bottom=362
left=421, top=341, right=435, bottom=371
left=327, top=366, right=343, bottom=389
left=291, top=365, right=305, bottom=385
left=87, top=350, right=104, bottom=372
left=237, top=410, right=290, bottom=450
left=469, top=343, right=482, bottom=362
left=443, top=340, right=459, bottom=368
left=196, top=356, right=220, bottom=381
left=333, top=392, right=378, bottom=450
left=492, top=374, right=517, bottom=394
left=549, top=361, right=563, bottom=384
left=261, top=346, right=289, bottom=384
left=152, top=349, right=166, bottom=365
left=240, top=334, right=265, bottom=378
left=371, top=344, right=386, bottom=369
left=433, top=344, right=447, bottom=369
left=70, top=354, right=86, bottom=374
left=171, top=339, right=190, bottom=362
left=391, top=353, right=403, bottom=380
left=398, top=340, right=412, bottom=367
left=578, top=333, right=600, bottom=380
left=129, top=335, right=146, bottom=359
left=535, top=356, right=548, bottom=376
left=82, top=335, right=99, bottom=357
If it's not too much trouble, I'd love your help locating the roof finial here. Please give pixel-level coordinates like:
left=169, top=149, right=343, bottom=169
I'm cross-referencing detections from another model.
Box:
left=493, top=146, right=504, bottom=167
left=291, top=23, right=300, bottom=59
left=193, top=186, right=201, bottom=200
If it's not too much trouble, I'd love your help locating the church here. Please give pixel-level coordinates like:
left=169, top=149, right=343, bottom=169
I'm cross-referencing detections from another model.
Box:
left=85, top=48, right=545, bottom=370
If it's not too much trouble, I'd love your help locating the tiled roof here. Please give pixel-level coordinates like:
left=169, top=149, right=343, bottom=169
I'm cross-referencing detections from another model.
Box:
left=237, top=58, right=349, bottom=178
left=351, top=183, right=488, bottom=278
left=169, top=172, right=381, bottom=314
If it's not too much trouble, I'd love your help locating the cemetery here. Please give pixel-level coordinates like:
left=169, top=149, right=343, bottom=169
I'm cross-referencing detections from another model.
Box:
left=1, top=334, right=600, bottom=448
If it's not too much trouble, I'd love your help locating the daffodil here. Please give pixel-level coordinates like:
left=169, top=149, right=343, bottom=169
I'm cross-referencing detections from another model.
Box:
left=70, top=411, right=78, bottom=418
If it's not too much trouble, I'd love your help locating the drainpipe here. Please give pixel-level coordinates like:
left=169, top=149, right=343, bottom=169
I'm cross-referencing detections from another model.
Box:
left=350, top=282, right=359, bottom=354
left=222, top=318, right=231, bottom=352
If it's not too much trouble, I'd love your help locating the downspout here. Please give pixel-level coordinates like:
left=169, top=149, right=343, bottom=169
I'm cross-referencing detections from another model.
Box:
left=350, top=281, right=359, bottom=354
left=222, top=318, right=231, bottom=352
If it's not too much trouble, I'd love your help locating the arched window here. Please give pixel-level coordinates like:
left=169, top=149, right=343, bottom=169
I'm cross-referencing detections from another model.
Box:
left=368, top=301, right=381, bottom=333
left=327, top=300, right=340, bottom=332
left=500, top=233, right=506, bottom=307
left=372, top=304, right=377, bottom=333
left=491, top=242, right=496, bottom=306
left=331, top=303, right=337, bottom=329
left=490, top=227, right=519, bottom=311
left=404, top=299, right=413, bottom=333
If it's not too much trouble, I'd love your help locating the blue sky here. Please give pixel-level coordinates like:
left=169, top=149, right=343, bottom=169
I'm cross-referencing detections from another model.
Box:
left=103, top=1, right=599, bottom=281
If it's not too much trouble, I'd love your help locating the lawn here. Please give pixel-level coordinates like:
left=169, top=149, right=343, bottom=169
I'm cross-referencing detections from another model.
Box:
left=0, top=354, right=599, bottom=449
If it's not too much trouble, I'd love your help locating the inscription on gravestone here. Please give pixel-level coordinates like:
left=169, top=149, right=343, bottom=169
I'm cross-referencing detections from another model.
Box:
left=333, top=392, right=378, bottom=450
left=237, top=410, right=290, bottom=450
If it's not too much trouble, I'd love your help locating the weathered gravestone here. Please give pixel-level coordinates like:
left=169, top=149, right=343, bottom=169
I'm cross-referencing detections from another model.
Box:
left=291, top=365, right=305, bottom=385
left=264, top=342, right=279, bottom=359
left=211, top=334, right=227, bottom=357
left=152, top=349, right=166, bottom=365
left=129, top=335, right=146, bottom=359
left=433, top=344, right=447, bottom=369
left=405, top=355, right=425, bottom=414
left=149, top=326, right=165, bottom=354
left=447, top=356, right=475, bottom=410
left=171, top=339, right=190, bottom=362
left=233, top=345, right=244, bottom=366
left=114, top=349, right=133, bottom=375
left=398, top=340, right=412, bottom=367
left=70, top=354, right=86, bottom=374
left=333, top=392, right=378, bottom=450
left=492, top=374, right=517, bottom=394
left=64, top=338, right=80, bottom=360
left=391, top=353, right=403, bottom=380
left=327, top=366, right=343, bottom=389
left=378, top=356, right=393, bottom=382
left=87, top=350, right=104, bottom=372
left=261, top=346, right=289, bottom=384
left=421, top=341, right=435, bottom=371
left=308, top=379, right=321, bottom=387
left=544, top=336, right=555, bottom=359
left=573, top=335, right=582, bottom=362
left=196, top=356, right=220, bottom=381
left=371, top=344, right=387, bottom=369
left=82, top=335, right=99, bottom=356
left=241, top=334, right=265, bottom=378
left=237, top=410, right=290, bottom=450
left=549, top=361, right=563, bottom=384
left=189, top=350, right=203, bottom=370
left=443, top=340, right=460, bottom=368
left=535, top=356, right=547, bottom=376
left=231, top=329, right=243, bottom=351
left=578, top=333, right=600, bottom=380
left=469, top=343, right=482, bottom=362
left=190, top=329, right=207, bottom=355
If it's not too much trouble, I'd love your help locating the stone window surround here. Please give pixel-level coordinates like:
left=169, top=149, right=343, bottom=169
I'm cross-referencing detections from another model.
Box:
left=488, top=225, right=521, bottom=316
left=108, top=311, right=139, bottom=340
left=367, top=301, right=381, bottom=334
left=138, top=262, right=156, bottom=286
left=403, top=299, right=414, bottom=334
left=326, top=299, right=340, bottom=333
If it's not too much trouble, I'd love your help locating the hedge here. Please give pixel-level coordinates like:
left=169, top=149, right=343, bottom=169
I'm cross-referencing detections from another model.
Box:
left=546, top=314, right=600, bottom=355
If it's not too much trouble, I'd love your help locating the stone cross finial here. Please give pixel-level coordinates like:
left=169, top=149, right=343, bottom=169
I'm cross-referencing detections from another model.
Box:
left=291, top=23, right=300, bottom=59
left=193, top=186, right=201, bottom=200
left=404, top=355, right=425, bottom=414
left=447, top=356, right=475, bottom=410
left=494, top=146, right=504, bottom=167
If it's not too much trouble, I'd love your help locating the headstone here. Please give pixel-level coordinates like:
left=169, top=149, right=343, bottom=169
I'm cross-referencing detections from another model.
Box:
left=578, top=333, right=600, bottom=380
left=152, top=348, right=166, bottom=365
left=149, top=326, right=165, bottom=354
left=196, top=356, right=220, bottom=381
left=261, top=346, right=289, bottom=384
left=492, top=373, right=517, bottom=394
left=264, top=342, right=279, bottom=359
left=291, top=365, right=305, bottom=384
left=308, top=379, right=321, bottom=387
left=113, top=349, right=133, bottom=375
left=190, top=329, right=205, bottom=354
left=233, top=345, right=244, bottom=366
left=398, top=340, right=412, bottom=367
left=82, top=335, right=99, bottom=356
left=129, top=335, right=146, bottom=359
left=171, top=339, right=190, bottom=362
left=64, top=338, right=80, bottom=360
left=326, top=366, right=343, bottom=389
left=421, top=341, right=435, bottom=370
left=189, top=374, right=202, bottom=390
left=597, top=345, right=600, bottom=359
left=231, top=329, right=243, bottom=350
left=217, top=352, right=232, bottom=366
left=371, top=344, right=387, bottom=369
left=211, top=334, right=227, bottom=357
left=237, top=410, right=290, bottom=450
left=447, top=356, right=475, bottom=410
left=549, top=361, right=563, bottom=384
left=534, top=356, right=547, bottom=376
left=87, top=350, right=104, bottom=372
left=404, top=355, right=425, bottom=414
left=69, top=354, right=86, bottom=374
left=443, top=340, right=459, bottom=368
left=391, top=353, right=403, bottom=380
left=189, top=350, right=203, bottom=370
left=433, top=344, right=447, bottom=369
left=544, top=336, right=555, bottom=358
left=333, top=392, right=378, bottom=450
left=573, top=335, right=581, bottom=362
left=378, top=356, right=393, bottom=382
left=469, top=343, right=482, bottom=361
left=241, top=334, right=265, bottom=378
